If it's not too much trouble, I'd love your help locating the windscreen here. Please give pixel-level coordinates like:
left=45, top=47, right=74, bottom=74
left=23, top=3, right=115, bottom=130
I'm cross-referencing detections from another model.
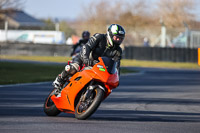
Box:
left=101, top=57, right=117, bottom=74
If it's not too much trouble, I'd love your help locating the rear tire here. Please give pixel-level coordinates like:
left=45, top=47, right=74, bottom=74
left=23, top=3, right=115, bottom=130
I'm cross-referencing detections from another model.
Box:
left=75, top=88, right=104, bottom=120
left=43, top=89, right=61, bottom=116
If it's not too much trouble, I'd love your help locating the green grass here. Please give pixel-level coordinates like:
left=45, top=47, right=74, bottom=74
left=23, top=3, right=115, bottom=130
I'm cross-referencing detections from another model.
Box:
left=1, top=55, right=199, bottom=69
left=121, top=59, right=200, bottom=69
left=0, top=61, right=134, bottom=85
left=0, top=55, right=199, bottom=85
left=0, top=55, right=71, bottom=63
left=0, top=62, right=64, bottom=85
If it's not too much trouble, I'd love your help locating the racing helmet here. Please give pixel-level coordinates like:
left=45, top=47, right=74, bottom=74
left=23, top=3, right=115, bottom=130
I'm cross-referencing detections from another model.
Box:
left=107, top=24, right=125, bottom=47
left=82, top=31, right=90, bottom=41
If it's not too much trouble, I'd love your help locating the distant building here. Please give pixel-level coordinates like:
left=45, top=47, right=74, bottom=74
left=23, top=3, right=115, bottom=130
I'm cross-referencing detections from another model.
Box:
left=0, top=9, right=45, bottom=29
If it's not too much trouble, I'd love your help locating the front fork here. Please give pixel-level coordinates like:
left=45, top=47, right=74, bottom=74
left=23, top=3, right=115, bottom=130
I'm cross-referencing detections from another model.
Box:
left=81, top=81, right=105, bottom=102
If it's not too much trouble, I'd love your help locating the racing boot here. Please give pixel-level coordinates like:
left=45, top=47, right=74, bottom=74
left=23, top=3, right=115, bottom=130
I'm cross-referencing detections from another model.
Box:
left=53, top=63, right=79, bottom=89
left=53, top=74, right=65, bottom=89
left=52, top=73, right=69, bottom=89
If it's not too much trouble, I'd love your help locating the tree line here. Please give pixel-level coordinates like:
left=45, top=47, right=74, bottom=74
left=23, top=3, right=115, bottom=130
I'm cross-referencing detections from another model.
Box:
left=73, top=0, right=200, bottom=46
left=0, top=0, right=199, bottom=46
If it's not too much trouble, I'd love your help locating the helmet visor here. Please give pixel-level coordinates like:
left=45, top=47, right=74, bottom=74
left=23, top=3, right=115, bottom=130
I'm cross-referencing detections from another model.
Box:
left=113, top=35, right=124, bottom=45
left=83, top=36, right=89, bottom=40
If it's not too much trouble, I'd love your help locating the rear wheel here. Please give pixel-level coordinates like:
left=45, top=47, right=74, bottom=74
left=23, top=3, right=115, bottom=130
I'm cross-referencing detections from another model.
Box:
left=43, top=89, right=61, bottom=116
left=75, top=87, right=104, bottom=120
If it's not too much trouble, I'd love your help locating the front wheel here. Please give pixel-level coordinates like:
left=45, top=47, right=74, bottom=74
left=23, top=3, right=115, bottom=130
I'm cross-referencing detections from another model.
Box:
left=43, top=88, right=61, bottom=116
left=75, top=87, right=104, bottom=120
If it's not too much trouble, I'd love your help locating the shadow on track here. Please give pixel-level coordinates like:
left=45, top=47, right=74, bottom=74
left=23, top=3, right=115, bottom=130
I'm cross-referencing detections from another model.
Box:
left=92, top=109, right=200, bottom=122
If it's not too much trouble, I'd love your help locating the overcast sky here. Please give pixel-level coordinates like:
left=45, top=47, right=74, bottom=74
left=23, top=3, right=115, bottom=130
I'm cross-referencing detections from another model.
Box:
left=24, top=0, right=200, bottom=21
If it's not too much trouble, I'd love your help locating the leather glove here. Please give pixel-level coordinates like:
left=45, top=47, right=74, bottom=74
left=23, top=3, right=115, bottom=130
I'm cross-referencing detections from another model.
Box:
left=93, top=60, right=99, bottom=65
left=83, top=59, right=93, bottom=66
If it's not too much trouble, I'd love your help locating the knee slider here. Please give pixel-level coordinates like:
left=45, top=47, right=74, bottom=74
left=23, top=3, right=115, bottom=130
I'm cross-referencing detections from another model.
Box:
left=65, top=63, right=79, bottom=75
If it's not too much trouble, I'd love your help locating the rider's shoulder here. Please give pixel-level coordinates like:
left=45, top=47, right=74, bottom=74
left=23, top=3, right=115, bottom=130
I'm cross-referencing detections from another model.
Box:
left=92, top=33, right=105, bottom=40
left=76, top=39, right=82, bottom=45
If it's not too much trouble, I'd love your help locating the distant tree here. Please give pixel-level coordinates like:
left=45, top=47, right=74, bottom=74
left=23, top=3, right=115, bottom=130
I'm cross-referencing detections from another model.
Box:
left=155, top=0, right=196, bottom=27
left=75, top=0, right=200, bottom=46
left=59, top=20, right=76, bottom=37
left=0, top=0, right=24, bottom=10
left=41, top=18, right=76, bottom=37
left=78, top=0, right=124, bottom=34
left=79, top=0, right=154, bottom=31
left=126, top=0, right=149, bottom=16
left=41, top=18, right=55, bottom=30
left=0, top=0, right=25, bottom=28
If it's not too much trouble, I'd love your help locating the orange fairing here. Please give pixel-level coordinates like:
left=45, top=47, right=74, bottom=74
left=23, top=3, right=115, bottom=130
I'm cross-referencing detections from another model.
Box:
left=51, top=57, right=119, bottom=113
left=93, top=57, right=119, bottom=88
left=51, top=70, right=93, bottom=113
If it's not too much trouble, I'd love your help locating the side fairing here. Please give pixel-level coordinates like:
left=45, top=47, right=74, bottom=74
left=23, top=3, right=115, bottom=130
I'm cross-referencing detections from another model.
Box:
left=51, top=71, right=94, bottom=112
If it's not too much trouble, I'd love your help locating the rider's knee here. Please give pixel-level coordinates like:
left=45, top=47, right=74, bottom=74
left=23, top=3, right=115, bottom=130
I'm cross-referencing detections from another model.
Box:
left=65, top=63, right=80, bottom=75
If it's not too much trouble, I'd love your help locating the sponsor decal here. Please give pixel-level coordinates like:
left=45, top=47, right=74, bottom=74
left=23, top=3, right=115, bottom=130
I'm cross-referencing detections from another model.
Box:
left=99, top=68, right=105, bottom=71
left=119, top=31, right=125, bottom=34
left=97, top=65, right=103, bottom=68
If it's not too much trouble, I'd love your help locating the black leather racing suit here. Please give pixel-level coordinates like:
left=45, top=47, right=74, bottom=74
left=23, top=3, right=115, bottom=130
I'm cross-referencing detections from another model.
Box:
left=60, top=33, right=122, bottom=79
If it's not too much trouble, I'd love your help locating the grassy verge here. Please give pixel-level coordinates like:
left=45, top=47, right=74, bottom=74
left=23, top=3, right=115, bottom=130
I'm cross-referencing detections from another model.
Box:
left=0, top=62, right=64, bottom=85
left=0, top=55, right=71, bottom=63
left=0, top=55, right=199, bottom=85
left=0, top=61, right=134, bottom=85
left=121, top=59, right=200, bottom=69
left=0, top=55, right=199, bottom=69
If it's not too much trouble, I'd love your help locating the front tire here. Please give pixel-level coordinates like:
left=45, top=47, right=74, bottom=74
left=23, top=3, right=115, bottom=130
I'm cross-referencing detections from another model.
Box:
left=75, top=87, right=104, bottom=120
left=43, top=89, right=61, bottom=116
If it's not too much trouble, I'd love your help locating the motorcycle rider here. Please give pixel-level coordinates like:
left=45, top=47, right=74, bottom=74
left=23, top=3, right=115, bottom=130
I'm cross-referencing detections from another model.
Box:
left=53, top=24, right=125, bottom=89
left=70, top=31, right=90, bottom=57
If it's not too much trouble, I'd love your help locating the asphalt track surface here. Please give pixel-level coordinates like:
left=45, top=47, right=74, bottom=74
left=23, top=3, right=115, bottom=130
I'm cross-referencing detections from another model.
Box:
left=1, top=67, right=200, bottom=133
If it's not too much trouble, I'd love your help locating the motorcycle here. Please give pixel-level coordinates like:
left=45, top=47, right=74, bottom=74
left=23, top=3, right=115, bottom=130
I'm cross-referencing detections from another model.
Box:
left=43, top=57, right=119, bottom=120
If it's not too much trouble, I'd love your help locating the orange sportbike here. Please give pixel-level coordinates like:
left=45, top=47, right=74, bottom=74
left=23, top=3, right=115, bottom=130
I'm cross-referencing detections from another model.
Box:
left=43, top=57, right=119, bottom=120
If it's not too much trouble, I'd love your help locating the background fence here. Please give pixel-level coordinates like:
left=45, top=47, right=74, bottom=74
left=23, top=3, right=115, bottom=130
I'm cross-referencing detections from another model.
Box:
left=124, top=46, right=198, bottom=63
left=0, top=43, right=72, bottom=57
left=0, top=43, right=198, bottom=63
